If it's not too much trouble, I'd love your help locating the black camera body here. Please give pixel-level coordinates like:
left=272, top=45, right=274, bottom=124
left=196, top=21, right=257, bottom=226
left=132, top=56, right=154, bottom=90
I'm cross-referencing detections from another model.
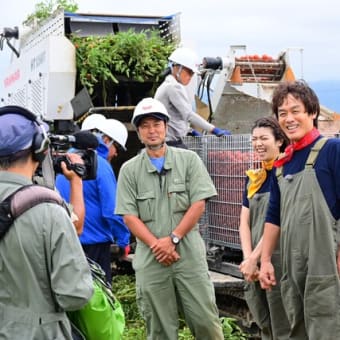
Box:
left=52, top=149, right=97, bottom=180
left=49, top=131, right=99, bottom=180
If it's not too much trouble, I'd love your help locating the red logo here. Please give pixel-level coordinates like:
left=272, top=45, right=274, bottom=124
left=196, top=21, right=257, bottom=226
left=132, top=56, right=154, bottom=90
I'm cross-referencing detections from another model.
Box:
left=4, top=69, right=20, bottom=88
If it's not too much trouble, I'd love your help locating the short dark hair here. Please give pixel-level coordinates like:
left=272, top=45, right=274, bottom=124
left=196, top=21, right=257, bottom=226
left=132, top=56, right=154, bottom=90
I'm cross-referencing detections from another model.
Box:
left=251, top=116, right=290, bottom=152
left=271, top=80, right=320, bottom=128
left=0, top=148, right=32, bottom=170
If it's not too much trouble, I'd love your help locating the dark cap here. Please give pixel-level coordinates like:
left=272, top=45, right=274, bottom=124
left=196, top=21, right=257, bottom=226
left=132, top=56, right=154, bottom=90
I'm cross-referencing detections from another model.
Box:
left=0, top=114, right=38, bottom=156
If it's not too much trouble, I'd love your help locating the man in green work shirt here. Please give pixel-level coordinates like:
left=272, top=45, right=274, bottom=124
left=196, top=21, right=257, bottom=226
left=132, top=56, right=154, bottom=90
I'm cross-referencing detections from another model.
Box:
left=115, top=97, right=223, bottom=340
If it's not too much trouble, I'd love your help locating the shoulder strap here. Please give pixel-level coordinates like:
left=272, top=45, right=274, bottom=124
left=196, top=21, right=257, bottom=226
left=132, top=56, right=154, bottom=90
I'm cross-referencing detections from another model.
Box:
left=275, top=165, right=283, bottom=179
left=276, top=137, right=329, bottom=178
left=305, top=137, right=328, bottom=168
left=0, top=184, right=69, bottom=240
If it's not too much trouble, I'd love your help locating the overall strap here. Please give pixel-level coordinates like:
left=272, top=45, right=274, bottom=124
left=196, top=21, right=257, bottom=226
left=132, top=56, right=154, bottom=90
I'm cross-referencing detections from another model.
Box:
left=276, top=165, right=283, bottom=179
left=276, top=137, right=328, bottom=178
left=305, top=137, right=328, bottom=169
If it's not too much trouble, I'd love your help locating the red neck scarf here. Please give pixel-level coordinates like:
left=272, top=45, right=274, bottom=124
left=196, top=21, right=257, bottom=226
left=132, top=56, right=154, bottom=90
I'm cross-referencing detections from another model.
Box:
left=274, top=128, right=320, bottom=167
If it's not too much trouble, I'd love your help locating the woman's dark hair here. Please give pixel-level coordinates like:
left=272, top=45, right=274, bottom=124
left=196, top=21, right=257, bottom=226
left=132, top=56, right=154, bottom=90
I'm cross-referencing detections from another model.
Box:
left=252, top=116, right=290, bottom=152
left=271, top=80, right=320, bottom=128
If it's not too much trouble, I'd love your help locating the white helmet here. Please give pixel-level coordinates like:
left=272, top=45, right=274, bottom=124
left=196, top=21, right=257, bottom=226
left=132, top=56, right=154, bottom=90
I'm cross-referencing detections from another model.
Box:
left=169, top=47, right=200, bottom=73
left=81, top=113, right=106, bottom=131
left=131, top=97, right=170, bottom=129
left=96, top=119, right=128, bottom=151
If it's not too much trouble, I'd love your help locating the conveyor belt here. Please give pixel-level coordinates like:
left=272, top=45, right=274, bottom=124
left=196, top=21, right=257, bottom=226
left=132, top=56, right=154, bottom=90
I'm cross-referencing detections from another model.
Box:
left=235, top=55, right=286, bottom=82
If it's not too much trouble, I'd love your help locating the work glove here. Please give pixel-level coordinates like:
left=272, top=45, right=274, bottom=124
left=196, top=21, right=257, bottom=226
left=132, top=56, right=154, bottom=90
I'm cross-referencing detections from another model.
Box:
left=212, top=127, right=231, bottom=136
left=188, top=129, right=202, bottom=137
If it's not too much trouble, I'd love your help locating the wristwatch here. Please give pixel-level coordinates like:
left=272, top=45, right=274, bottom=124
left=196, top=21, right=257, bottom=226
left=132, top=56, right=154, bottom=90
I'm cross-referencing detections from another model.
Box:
left=170, top=233, right=180, bottom=245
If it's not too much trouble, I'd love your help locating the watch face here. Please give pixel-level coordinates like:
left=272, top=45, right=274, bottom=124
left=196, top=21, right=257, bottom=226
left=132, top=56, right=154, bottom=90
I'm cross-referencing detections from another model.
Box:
left=171, top=234, right=180, bottom=244
left=173, top=236, right=179, bottom=244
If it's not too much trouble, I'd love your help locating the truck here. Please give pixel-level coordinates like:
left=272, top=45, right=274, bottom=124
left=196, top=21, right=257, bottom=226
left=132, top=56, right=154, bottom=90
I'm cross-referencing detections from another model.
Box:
left=1, top=8, right=337, bottom=332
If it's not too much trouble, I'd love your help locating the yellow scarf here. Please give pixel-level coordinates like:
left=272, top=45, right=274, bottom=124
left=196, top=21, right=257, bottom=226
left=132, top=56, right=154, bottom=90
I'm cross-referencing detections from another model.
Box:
left=246, top=159, right=275, bottom=199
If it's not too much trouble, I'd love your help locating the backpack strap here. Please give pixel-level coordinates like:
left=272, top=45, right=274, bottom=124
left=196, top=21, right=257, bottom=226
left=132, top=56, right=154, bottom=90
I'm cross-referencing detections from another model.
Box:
left=0, top=184, right=69, bottom=240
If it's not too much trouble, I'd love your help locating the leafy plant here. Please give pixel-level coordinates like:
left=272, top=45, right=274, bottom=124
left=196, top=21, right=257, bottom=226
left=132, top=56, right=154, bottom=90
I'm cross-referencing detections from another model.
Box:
left=112, top=275, right=250, bottom=340
left=220, top=317, right=250, bottom=339
left=71, top=29, right=175, bottom=105
left=22, top=1, right=175, bottom=106
left=112, top=275, right=146, bottom=339
left=23, top=0, right=78, bottom=26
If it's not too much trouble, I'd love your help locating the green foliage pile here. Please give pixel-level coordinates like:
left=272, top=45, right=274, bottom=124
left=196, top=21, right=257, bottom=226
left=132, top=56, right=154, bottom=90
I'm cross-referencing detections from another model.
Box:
left=112, top=275, right=250, bottom=340
left=23, top=0, right=175, bottom=106
left=71, top=29, right=175, bottom=95
left=112, top=275, right=145, bottom=339
left=220, top=317, right=249, bottom=339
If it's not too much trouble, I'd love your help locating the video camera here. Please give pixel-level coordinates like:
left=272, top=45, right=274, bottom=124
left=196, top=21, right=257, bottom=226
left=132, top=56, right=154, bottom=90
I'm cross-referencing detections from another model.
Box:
left=48, top=130, right=99, bottom=180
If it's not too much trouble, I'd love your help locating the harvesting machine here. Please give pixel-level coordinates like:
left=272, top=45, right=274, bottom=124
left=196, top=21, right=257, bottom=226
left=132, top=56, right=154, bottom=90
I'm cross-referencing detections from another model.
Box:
left=0, top=9, right=312, bottom=329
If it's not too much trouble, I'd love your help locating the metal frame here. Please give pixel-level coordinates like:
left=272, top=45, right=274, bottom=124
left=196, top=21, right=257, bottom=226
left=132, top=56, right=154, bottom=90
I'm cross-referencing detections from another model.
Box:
left=183, top=134, right=258, bottom=251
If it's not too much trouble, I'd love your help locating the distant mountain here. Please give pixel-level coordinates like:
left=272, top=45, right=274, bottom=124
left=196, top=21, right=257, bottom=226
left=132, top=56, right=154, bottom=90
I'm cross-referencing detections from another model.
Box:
left=309, top=80, right=340, bottom=113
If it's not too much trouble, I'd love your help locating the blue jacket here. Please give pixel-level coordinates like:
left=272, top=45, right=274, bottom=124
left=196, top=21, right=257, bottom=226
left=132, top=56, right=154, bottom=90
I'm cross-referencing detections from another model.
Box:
left=56, top=139, right=130, bottom=247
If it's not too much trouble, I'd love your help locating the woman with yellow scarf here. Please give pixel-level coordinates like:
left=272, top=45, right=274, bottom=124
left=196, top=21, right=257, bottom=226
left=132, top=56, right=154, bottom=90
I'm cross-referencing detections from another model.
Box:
left=239, top=116, right=291, bottom=339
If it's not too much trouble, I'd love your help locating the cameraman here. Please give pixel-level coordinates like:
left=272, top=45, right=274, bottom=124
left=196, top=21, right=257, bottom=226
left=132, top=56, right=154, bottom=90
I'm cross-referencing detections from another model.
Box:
left=56, top=114, right=130, bottom=283
left=0, top=106, right=93, bottom=339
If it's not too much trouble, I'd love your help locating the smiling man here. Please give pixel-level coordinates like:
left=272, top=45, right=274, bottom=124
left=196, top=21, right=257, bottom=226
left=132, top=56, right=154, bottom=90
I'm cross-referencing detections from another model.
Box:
left=259, top=80, right=340, bottom=339
left=115, top=97, right=224, bottom=340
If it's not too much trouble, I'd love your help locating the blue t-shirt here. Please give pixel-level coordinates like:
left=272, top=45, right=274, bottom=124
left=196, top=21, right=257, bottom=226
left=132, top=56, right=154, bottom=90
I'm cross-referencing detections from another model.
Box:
left=266, top=136, right=340, bottom=226
left=149, top=156, right=165, bottom=173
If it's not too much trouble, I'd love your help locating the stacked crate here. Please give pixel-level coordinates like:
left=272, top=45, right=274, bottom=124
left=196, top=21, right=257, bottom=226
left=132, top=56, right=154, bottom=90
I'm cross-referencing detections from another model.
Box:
left=183, top=135, right=260, bottom=249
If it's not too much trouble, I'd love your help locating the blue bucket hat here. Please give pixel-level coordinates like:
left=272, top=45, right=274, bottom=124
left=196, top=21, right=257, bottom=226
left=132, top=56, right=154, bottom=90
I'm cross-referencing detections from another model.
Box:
left=0, top=114, right=38, bottom=156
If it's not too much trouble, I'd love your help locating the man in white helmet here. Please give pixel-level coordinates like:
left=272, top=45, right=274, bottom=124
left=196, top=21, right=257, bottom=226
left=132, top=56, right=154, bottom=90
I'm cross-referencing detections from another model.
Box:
left=96, top=118, right=128, bottom=161
left=80, top=113, right=106, bottom=131
left=155, top=47, right=231, bottom=148
left=115, top=97, right=224, bottom=340
left=56, top=114, right=130, bottom=283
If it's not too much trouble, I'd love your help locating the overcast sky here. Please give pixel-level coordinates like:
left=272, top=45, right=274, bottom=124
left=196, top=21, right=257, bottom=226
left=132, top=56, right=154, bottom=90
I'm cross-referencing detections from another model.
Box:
left=1, top=0, right=339, bottom=92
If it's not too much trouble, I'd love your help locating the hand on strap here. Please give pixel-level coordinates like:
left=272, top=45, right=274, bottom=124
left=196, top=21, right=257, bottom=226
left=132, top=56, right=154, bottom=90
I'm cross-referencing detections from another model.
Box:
left=212, top=127, right=231, bottom=136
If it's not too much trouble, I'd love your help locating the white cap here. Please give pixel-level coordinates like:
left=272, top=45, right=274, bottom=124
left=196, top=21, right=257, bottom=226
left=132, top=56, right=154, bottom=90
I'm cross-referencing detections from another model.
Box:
left=169, top=47, right=200, bottom=73
left=81, top=113, right=106, bottom=131
left=131, top=97, right=170, bottom=129
left=96, top=119, right=128, bottom=151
